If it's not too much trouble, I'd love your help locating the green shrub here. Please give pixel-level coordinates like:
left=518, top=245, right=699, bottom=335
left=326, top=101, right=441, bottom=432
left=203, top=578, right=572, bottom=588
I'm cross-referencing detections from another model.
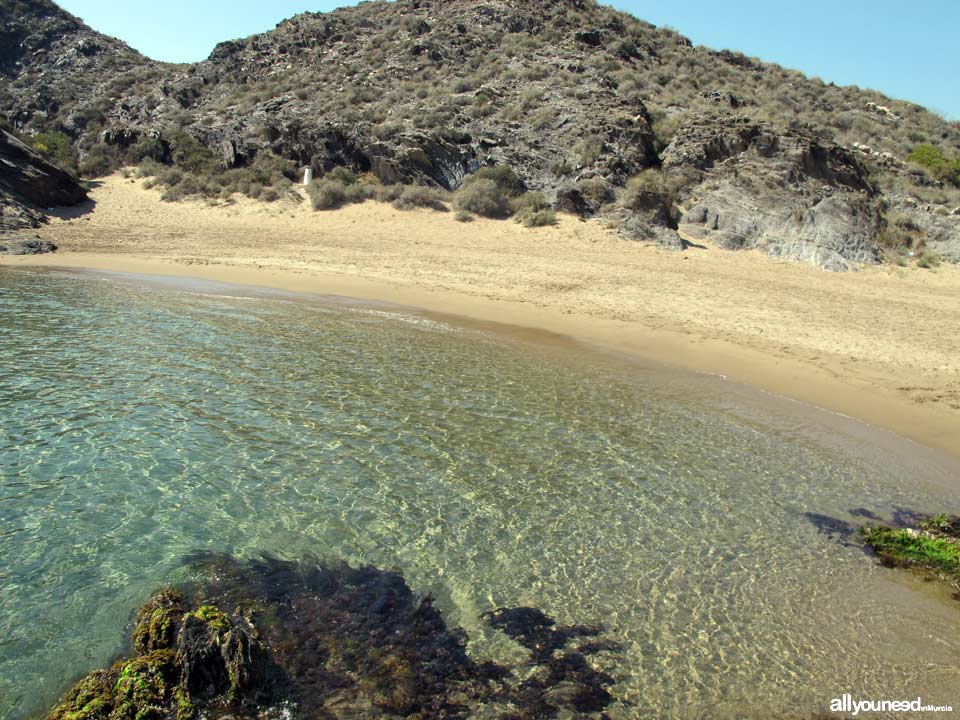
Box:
left=376, top=184, right=404, bottom=203
left=170, top=132, right=218, bottom=174
left=78, top=143, right=122, bottom=178
left=323, top=166, right=359, bottom=186
left=391, top=185, right=448, bottom=211
left=454, top=209, right=473, bottom=222
left=576, top=178, right=613, bottom=206
left=907, top=144, right=948, bottom=172
left=248, top=152, right=298, bottom=185
left=519, top=209, right=557, bottom=227
left=128, top=136, right=167, bottom=164
left=622, top=168, right=685, bottom=208
left=455, top=178, right=511, bottom=218
left=308, top=179, right=348, bottom=210
left=475, top=165, right=525, bottom=197
left=345, top=183, right=377, bottom=204
left=907, top=144, right=960, bottom=187
left=573, top=134, right=606, bottom=166
left=159, top=169, right=184, bottom=187
left=29, top=131, right=77, bottom=173
left=511, top=191, right=557, bottom=226
left=916, top=251, right=941, bottom=269
left=137, top=158, right=164, bottom=178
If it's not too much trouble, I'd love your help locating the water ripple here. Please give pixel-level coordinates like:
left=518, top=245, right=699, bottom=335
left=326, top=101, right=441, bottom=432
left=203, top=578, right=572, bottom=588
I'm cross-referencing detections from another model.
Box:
left=0, top=268, right=958, bottom=719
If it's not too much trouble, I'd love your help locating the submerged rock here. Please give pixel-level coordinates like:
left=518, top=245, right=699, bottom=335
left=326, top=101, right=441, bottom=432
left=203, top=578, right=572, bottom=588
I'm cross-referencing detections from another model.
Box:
left=44, top=553, right=622, bottom=719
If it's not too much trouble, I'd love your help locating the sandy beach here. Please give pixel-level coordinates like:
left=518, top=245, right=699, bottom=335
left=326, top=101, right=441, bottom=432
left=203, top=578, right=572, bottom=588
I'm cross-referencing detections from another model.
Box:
left=4, top=173, right=959, bottom=456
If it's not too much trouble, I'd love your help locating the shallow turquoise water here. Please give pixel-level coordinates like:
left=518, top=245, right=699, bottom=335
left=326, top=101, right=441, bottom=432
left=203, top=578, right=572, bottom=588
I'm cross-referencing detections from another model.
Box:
left=1, top=267, right=958, bottom=719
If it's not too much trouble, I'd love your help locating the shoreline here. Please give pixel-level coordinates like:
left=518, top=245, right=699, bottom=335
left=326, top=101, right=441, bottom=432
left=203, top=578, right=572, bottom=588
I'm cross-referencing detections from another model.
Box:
left=7, top=252, right=960, bottom=461
left=3, top=173, right=959, bottom=459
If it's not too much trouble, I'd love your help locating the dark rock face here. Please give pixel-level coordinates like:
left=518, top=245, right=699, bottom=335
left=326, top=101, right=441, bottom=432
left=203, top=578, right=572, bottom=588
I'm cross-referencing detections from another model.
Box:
left=0, top=128, right=87, bottom=238
left=44, top=554, right=623, bottom=720
left=0, top=130, right=87, bottom=207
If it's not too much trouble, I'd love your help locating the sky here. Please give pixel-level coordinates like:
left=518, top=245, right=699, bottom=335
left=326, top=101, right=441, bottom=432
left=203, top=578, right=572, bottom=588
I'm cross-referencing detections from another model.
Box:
left=56, top=0, right=960, bottom=120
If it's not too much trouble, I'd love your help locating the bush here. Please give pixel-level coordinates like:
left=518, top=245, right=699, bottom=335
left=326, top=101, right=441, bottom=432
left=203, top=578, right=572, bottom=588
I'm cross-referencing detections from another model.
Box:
left=345, top=183, right=377, bottom=204
left=128, top=136, right=167, bottom=164
left=907, top=144, right=948, bottom=172
left=78, top=143, right=122, bottom=178
left=170, top=132, right=218, bottom=174
left=475, top=165, right=525, bottom=197
left=29, top=131, right=77, bottom=174
left=916, top=251, right=942, bottom=269
left=907, top=144, right=960, bottom=187
left=308, top=180, right=347, bottom=210
left=576, top=178, right=613, bottom=206
left=391, top=185, right=448, bottom=211
left=622, top=169, right=685, bottom=208
left=137, top=158, right=163, bottom=178
left=454, top=210, right=473, bottom=222
left=160, top=174, right=212, bottom=201
left=455, top=178, right=511, bottom=218
left=511, top=191, right=557, bottom=226
left=324, top=166, right=359, bottom=186
left=159, top=169, right=184, bottom=187
left=519, top=209, right=557, bottom=227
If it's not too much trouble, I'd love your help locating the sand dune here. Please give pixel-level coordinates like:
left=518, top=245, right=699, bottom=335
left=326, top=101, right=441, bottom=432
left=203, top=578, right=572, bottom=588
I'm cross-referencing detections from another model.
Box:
left=5, top=173, right=959, bottom=456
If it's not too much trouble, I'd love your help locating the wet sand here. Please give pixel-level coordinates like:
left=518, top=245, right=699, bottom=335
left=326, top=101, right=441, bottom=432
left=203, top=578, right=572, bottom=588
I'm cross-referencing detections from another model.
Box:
left=4, top=172, right=959, bottom=457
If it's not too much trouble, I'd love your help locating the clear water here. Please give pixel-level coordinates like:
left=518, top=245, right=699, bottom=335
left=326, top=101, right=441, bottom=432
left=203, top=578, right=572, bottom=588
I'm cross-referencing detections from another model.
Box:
left=1, top=267, right=958, bottom=719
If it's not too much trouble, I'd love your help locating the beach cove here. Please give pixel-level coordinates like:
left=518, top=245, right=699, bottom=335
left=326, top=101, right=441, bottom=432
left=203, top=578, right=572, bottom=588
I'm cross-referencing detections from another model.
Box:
left=4, top=173, right=959, bottom=458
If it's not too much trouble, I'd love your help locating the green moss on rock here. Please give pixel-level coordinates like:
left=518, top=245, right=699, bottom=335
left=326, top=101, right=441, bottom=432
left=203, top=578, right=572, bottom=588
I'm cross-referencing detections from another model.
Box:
left=133, top=588, right=183, bottom=654
left=45, top=670, right=117, bottom=720
left=112, top=650, right=180, bottom=720
left=188, top=604, right=231, bottom=632
left=862, top=524, right=960, bottom=578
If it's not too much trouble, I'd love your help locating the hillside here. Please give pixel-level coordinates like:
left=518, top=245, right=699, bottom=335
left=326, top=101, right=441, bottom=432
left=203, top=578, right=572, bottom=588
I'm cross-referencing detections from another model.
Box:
left=2, top=0, right=960, bottom=269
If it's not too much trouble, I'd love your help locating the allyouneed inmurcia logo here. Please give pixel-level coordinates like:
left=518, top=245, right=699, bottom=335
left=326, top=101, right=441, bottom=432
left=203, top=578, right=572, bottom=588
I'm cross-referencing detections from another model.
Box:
left=830, top=695, right=954, bottom=715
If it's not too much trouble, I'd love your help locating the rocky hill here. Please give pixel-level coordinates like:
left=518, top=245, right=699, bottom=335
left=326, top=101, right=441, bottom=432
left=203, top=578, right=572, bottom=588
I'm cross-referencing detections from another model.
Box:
left=2, top=0, right=959, bottom=269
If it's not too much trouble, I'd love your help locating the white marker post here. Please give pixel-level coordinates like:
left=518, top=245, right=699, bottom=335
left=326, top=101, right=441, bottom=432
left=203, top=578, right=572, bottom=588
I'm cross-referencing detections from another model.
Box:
left=302, top=167, right=314, bottom=186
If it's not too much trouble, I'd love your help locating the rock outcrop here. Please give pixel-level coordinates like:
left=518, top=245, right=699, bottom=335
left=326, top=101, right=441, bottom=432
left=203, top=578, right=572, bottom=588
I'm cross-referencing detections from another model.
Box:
left=661, top=116, right=882, bottom=270
left=1, top=130, right=87, bottom=207
left=43, top=554, right=621, bottom=720
left=0, top=129, right=87, bottom=243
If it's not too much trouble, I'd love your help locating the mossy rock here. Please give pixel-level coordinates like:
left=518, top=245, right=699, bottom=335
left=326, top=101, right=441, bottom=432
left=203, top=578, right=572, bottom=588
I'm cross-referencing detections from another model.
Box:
left=133, top=588, right=184, bottom=654
left=112, top=650, right=180, bottom=720
left=45, top=669, right=118, bottom=720
left=187, top=604, right=231, bottom=633
left=862, top=525, right=960, bottom=579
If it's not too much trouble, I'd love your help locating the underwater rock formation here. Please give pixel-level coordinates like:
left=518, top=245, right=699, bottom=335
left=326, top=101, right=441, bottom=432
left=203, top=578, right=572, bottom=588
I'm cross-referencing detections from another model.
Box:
left=44, top=553, right=621, bottom=719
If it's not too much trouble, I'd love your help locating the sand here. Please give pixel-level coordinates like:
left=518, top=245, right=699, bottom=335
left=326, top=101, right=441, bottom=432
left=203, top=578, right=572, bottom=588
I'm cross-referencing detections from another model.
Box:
left=4, top=173, right=959, bottom=457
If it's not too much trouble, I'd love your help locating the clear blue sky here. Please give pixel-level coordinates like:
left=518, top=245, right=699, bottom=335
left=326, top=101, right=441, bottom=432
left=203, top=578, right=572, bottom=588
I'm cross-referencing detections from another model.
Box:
left=57, top=0, right=960, bottom=119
